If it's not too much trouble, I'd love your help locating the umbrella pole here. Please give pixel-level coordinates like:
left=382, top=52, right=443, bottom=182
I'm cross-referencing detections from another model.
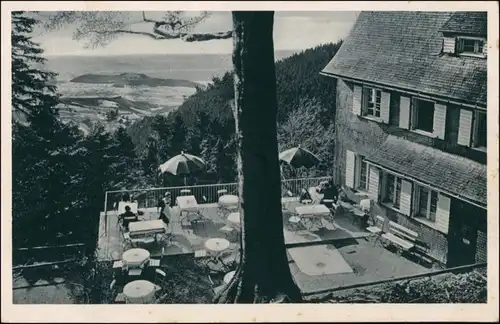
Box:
left=184, top=176, right=187, bottom=187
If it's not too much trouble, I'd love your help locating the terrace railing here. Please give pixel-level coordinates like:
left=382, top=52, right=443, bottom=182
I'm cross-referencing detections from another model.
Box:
left=103, top=176, right=332, bottom=235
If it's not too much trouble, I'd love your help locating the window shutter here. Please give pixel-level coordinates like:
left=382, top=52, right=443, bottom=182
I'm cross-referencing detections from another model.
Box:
left=345, top=150, right=355, bottom=188
left=399, top=96, right=411, bottom=129
left=400, top=179, right=412, bottom=216
left=353, top=85, right=362, bottom=116
left=435, top=194, right=451, bottom=234
left=433, top=103, right=447, bottom=140
left=380, top=91, right=390, bottom=123
left=443, top=36, right=456, bottom=54
left=368, top=165, right=380, bottom=202
left=457, top=109, right=473, bottom=146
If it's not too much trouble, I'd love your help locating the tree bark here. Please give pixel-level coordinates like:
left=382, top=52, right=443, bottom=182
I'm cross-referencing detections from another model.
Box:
left=214, top=11, right=302, bottom=304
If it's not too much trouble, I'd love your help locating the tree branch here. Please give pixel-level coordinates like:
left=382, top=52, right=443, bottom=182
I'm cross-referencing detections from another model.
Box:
left=93, top=29, right=165, bottom=40
left=91, top=27, right=232, bottom=42
left=44, top=11, right=233, bottom=46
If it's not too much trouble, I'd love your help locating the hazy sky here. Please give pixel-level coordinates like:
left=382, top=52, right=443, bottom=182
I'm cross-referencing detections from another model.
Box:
left=33, top=11, right=358, bottom=56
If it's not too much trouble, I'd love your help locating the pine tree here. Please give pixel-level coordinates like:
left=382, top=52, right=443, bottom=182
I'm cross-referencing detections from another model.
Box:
left=12, top=11, right=59, bottom=131
left=11, top=11, right=77, bottom=248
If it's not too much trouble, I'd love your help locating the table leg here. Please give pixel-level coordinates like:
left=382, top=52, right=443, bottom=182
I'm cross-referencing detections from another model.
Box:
left=314, top=218, right=324, bottom=229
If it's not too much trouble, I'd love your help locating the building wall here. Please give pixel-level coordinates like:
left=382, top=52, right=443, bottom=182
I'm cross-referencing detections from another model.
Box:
left=334, top=80, right=486, bottom=184
left=343, top=186, right=449, bottom=264
left=476, top=229, right=487, bottom=263
left=334, top=79, right=486, bottom=265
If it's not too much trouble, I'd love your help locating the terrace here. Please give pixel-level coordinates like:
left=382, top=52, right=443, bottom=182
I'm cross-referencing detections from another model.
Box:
left=97, top=177, right=431, bottom=295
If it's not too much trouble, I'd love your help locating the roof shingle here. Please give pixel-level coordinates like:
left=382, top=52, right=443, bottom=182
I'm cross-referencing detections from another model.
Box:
left=440, top=12, right=487, bottom=36
left=321, top=11, right=487, bottom=107
left=365, top=135, right=487, bottom=207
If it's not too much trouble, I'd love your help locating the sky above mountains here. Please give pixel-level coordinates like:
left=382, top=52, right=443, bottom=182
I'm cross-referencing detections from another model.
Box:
left=33, top=11, right=358, bottom=56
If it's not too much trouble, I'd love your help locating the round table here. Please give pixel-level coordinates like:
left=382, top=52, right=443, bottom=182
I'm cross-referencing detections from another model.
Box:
left=123, top=280, right=155, bottom=304
left=205, top=238, right=230, bottom=253
left=227, top=212, right=240, bottom=225
left=224, top=270, right=236, bottom=284
left=122, top=248, right=150, bottom=268
left=218, top=195, right=239, bottom=207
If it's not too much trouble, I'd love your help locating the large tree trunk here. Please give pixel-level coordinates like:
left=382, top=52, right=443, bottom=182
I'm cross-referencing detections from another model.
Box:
left=215, top=11, right=302, bottom=304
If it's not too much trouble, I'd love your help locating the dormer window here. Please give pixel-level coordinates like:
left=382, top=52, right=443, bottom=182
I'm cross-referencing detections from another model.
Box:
left=457, top=36, right=486, bottom=57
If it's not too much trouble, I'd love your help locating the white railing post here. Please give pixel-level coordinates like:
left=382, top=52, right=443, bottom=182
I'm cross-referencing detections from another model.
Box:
left=103, top=191, right=108, bottom=236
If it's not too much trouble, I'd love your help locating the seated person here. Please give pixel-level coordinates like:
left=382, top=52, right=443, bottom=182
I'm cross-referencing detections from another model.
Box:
left=158, top=192, right=172, bottom=226
left=321, top=181, right=339, bottom=208
left=299, top=188, right=312, bottom=204
left=157, top=192, right=171, bottom=212
left=159, top=210, right=170, bottom=226
left=119, top=205, right=138, bottom=231
left=122, top=192, right=131, bottom=202
left=316, top=181, right=328, bottom=194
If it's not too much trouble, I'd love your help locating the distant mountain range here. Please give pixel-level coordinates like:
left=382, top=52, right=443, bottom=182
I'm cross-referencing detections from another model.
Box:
left=70, top=72, right=202, bottom=88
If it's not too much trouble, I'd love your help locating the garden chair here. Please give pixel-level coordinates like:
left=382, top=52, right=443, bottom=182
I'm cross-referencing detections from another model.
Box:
left=128, top=267, right=142, bottom=276
left=112, top=260, right=124, bottom=270
left=208, top=274, right=226, bottom=296
left=122, top=232, right=134, bottom=249
left=109, top=279, right=126, bottom=304
left=288, top=215, right=302, bottom=231
left=149, top=258, right=161, bottom=267
left=218, top=225, right=236, bottom=240
left=153, top=268, right=167, bottom=295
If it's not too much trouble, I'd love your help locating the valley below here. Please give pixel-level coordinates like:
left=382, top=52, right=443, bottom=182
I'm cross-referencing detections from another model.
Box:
left=55, top=72, right=206, bottom=134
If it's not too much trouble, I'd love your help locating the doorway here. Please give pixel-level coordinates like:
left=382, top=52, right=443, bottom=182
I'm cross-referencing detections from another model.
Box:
left=447, top=201, right=480, bottom=267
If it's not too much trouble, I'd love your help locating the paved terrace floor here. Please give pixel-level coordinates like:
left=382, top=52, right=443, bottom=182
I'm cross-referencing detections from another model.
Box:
left=97, top=200, right=429, bottom=294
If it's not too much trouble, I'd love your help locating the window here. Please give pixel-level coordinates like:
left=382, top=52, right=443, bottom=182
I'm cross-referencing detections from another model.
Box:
left=412, top=98, right=435, bottom=133
left=357, top=155, right=369, bottom=191
left=458, top=37, right=485, bottom=56
left=416, top=186, right=438, bottom=222
left=473, top=111, right=487, bottom=149
left=384, top=173, right=402, bottom=209
left=363, top=87, right=382, bottom=118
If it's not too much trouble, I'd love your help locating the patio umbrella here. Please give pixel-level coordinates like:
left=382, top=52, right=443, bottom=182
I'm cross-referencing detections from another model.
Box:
left=279, top=145, right=321, bottom=169
left=158, top=151, right=206, bottom=185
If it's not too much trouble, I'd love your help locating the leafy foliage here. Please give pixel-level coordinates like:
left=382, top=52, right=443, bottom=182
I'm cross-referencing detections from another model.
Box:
left=277, top=97, right=336, bottom=179
left=323, top=269, right=487, bottom=303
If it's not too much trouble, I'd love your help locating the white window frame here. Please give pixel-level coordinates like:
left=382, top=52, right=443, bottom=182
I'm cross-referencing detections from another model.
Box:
left=473, top=110, right=487, bottom=150
left=362, top=87, right=382, bottom=119
left=414, top=185, right=438, bottom=222
left=457, top=36, right=486, bottom=57
left=411, top=97, right=436, bottom=136
left=382, top=172, right=402, bottom=210
left=355, top=155, right=369, bottom=191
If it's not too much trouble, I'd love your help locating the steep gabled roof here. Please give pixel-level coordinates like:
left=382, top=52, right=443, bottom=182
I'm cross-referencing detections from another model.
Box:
left=440, top=12, right=487, bottom=36
left=321, top=11, right=487, bottom=107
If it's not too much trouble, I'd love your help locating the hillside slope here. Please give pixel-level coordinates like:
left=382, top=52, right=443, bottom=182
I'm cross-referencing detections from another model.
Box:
left=128, top=41, right=343, bottom=185
left=71, top=72, right=201, bottom=88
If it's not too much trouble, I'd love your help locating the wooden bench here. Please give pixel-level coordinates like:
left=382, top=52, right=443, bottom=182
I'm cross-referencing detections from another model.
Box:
left=381, top=221, right=418, bottom=254
left=366, top=215, right=385, bottom=235
left=411, top=242, right=435, bottom=267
